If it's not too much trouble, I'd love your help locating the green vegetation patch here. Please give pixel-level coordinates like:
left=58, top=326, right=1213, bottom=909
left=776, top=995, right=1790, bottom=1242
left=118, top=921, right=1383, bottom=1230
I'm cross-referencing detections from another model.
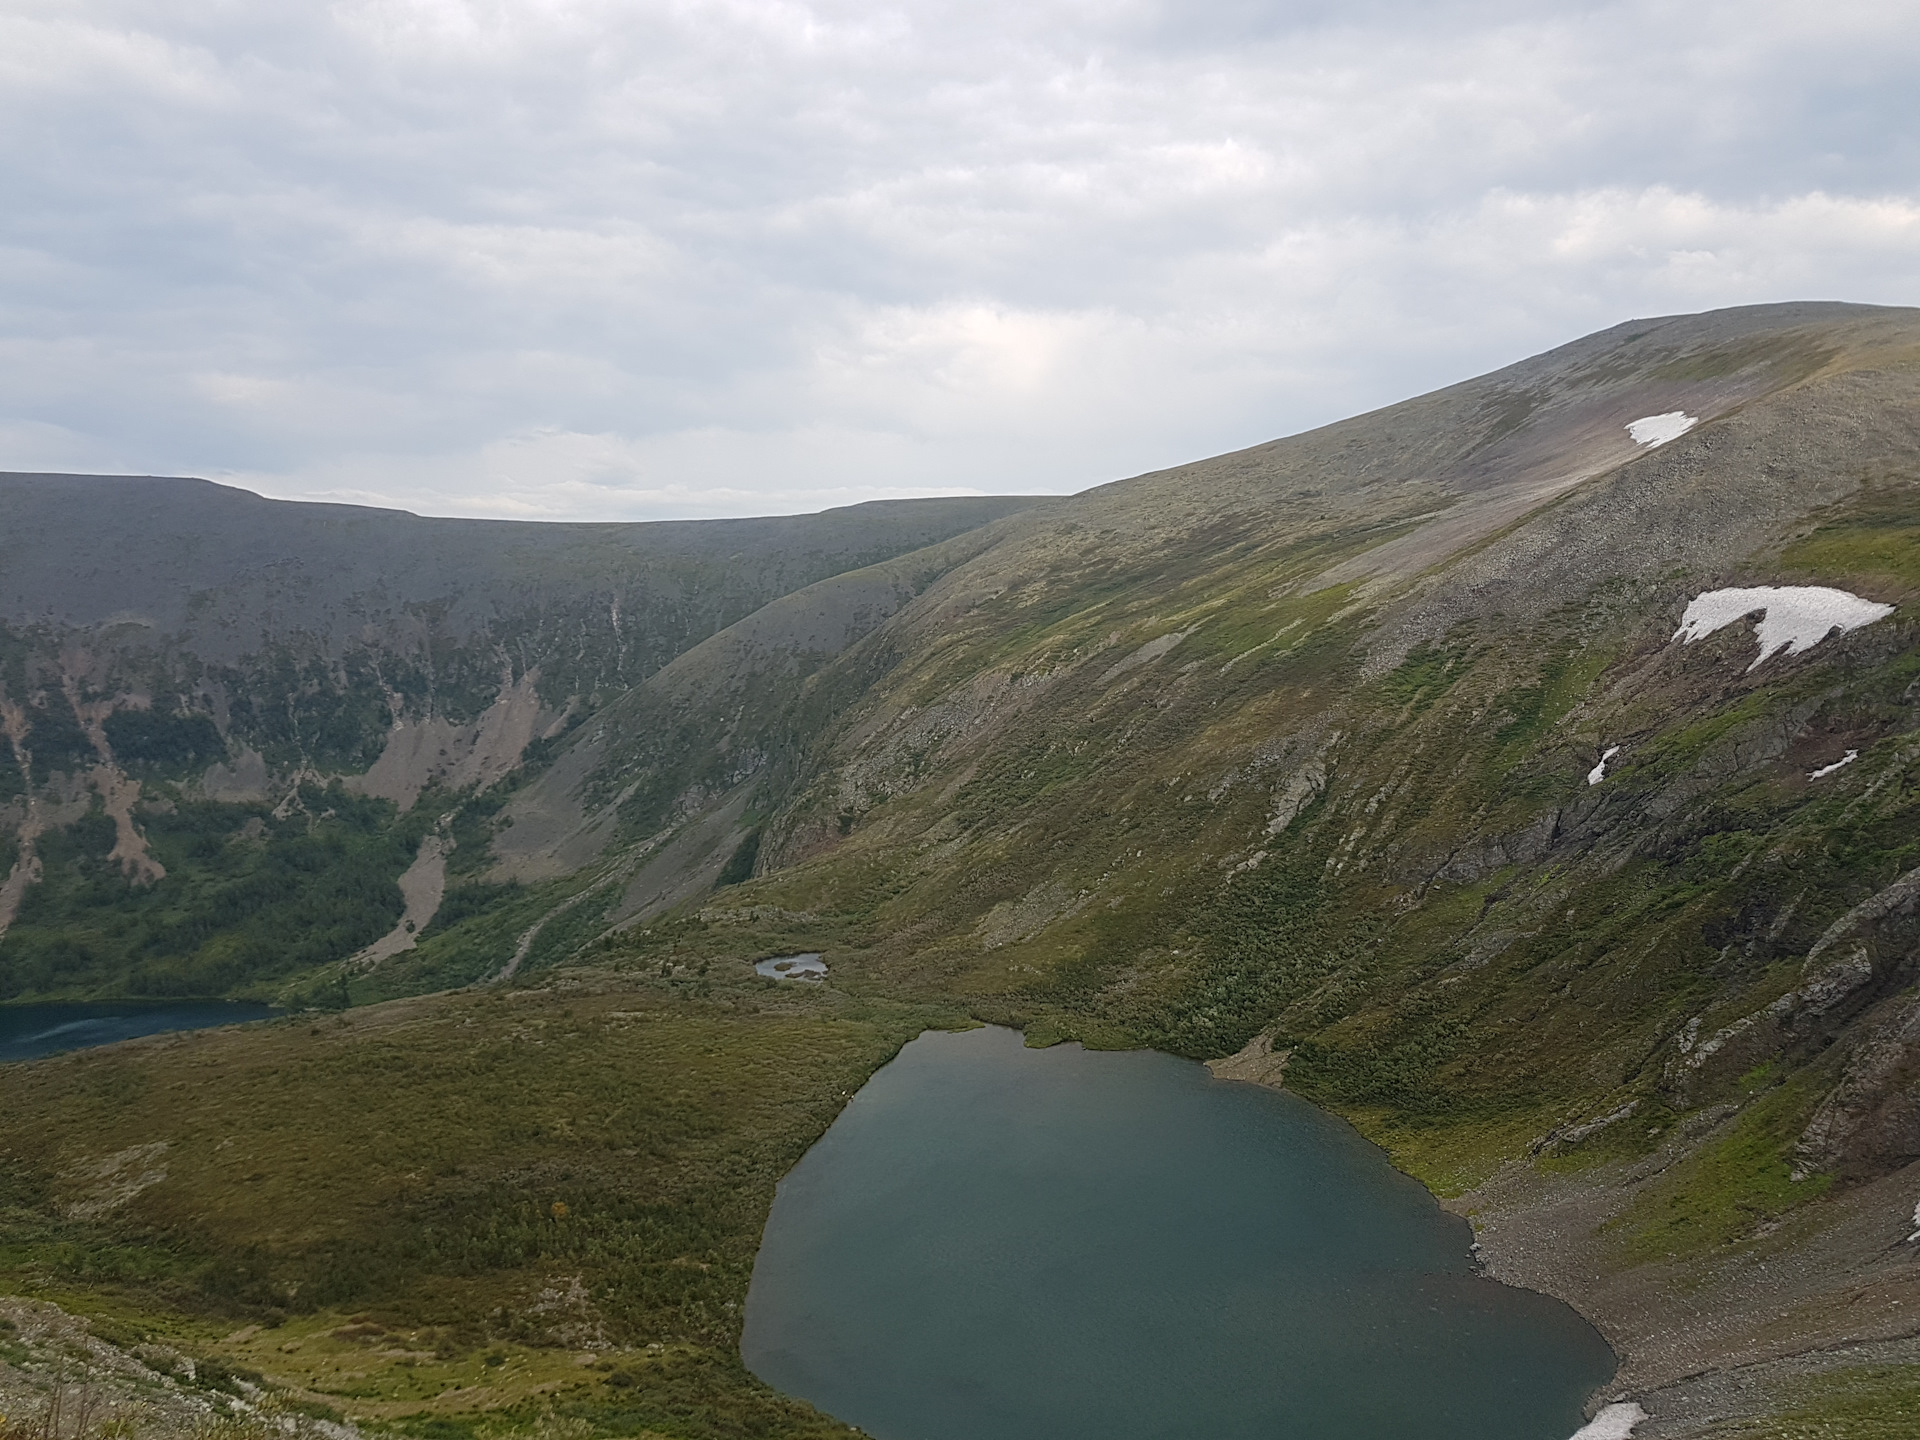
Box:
left=21, top=694, right=95, bottom=774
left=1377, top=642, right=1472, bottom=714
left=0, top=981, right=954, bottom=1436
left=352, top=876, right=610, bottom=1006
left=1777, top=486, right=1920, bottom=593
left=1701, top=1363, right=1920, bottom=1439
left=0, top=785, right=415, bottom=1001
left=1610, top=1073, right=1833, bottom=1261
left=0, top=743, right=25, bottom=804
left=102, top=708, right=226, bottom=776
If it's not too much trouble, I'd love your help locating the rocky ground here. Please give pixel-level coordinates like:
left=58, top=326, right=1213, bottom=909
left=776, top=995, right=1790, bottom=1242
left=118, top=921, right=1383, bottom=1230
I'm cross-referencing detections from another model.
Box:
left=0, top=1297, right=358, bottom=1440
left=1449, top=1144, right=1920, bottom=1435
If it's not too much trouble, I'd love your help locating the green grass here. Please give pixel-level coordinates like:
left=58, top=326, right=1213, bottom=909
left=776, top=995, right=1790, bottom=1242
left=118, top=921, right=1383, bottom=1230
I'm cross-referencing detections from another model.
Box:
left=1702, top=1364, right=1920, bottom=1438
left=1377, top=642, right=1472, bottom=713
left=1777, top=485, right=1920, bottom=592
left=1611, top=1074, right=1834, bottom=1261
left=1644, top=333, right=1834, bottom=386
left=0, top=978, right=964, bottom=1437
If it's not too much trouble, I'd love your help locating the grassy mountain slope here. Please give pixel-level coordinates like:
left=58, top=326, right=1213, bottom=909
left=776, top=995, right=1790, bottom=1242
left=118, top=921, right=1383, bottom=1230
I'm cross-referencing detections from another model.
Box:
left=0, top=976, right=965, bottom=1440
left=566, top=302, right=1920, bottom=1423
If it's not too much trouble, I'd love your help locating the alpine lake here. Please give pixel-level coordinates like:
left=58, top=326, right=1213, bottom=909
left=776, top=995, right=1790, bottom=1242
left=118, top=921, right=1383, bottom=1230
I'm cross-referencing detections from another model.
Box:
left=0, top=1000, right=278, bottom=1063
left=744, top=1024, right=1616, bottom=1440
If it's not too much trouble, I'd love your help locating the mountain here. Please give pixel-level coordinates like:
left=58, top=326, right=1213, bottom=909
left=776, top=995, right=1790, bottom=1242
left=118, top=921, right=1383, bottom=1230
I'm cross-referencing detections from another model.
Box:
left=0, top=483, right=1042, bottom=998
left=4, top=300, right=1920, bottom=1437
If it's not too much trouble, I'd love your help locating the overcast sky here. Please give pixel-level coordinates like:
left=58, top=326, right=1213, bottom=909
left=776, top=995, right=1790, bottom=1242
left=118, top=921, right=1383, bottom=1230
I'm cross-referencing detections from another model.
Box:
left=3, top=1, right=1917, bottom=521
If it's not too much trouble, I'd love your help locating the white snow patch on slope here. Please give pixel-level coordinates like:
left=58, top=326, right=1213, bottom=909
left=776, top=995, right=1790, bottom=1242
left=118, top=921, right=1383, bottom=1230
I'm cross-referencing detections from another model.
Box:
left=1627, top=412, right=1696, bottom=446
left=1674, top=586, right=1894, bottom=671
left=1587, top=746, right=1621, bottom=786
left=1810, top=750, right=1859, bottom=780
left=1569, top=1401, right=1648, bottom=1439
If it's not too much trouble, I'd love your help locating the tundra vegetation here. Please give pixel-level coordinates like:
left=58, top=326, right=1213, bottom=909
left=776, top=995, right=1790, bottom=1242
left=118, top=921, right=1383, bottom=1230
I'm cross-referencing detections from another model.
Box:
left=5, top=303, right=1920, bottom=1435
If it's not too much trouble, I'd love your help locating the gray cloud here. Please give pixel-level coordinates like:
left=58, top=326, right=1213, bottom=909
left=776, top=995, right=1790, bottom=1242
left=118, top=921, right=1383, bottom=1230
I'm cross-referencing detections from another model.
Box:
left=2, top=0, right=1916, bottom=519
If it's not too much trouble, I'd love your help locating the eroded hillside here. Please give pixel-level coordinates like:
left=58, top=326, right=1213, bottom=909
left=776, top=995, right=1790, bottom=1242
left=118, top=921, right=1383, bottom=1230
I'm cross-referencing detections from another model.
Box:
left=0, top=487, right=1041, bottom=999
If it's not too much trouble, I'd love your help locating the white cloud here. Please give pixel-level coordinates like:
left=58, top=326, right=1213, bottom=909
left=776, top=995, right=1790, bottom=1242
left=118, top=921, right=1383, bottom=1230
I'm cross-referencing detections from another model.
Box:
left=2, top=0, right=1917, bottom=518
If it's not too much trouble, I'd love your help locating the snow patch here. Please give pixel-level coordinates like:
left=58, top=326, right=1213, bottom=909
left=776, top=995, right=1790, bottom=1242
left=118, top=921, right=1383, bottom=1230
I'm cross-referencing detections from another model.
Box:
left=1907, top=1198, right=1920, bottom=1243
left=1569, top=1401, right=1648, bottom=1440
left=1587, top=746, right=1621, bottom=786
left=1809, top=750, right=1859, bottom=779
left=1674, top=586, right=1894, bottom=671
left=1627, top=412, right=1696, bottom=446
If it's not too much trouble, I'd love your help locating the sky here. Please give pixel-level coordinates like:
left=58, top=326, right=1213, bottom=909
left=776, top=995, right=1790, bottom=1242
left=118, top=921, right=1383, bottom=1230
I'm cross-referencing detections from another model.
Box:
left=2, top=1, right=1917, bottom=522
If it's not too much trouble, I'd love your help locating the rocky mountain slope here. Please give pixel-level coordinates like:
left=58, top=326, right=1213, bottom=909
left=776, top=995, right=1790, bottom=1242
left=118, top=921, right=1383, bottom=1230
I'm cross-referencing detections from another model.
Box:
left=0, top=484, right=1039, bottom=998
left=5, top=300, right=1920, bottom=1437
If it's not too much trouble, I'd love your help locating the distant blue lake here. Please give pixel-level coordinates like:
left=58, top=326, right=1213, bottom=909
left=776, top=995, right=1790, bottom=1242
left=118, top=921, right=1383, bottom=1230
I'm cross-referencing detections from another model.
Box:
left=0, top=1001, right=278, bottom=1063
left=744, top=1025, right=1615, bottom=1440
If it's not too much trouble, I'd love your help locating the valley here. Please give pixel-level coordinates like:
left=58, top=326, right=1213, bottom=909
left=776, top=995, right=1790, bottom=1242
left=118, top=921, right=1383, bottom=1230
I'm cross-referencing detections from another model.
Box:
left=5, top=300, right=1920, bottom=1438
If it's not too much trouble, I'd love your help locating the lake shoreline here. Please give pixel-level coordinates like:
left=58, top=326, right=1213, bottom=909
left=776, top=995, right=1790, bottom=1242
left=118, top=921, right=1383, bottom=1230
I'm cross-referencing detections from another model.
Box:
left=1202, top=1051, right=1920, bottom=1437
left=1446, top=1148, right=1920, bottom=1437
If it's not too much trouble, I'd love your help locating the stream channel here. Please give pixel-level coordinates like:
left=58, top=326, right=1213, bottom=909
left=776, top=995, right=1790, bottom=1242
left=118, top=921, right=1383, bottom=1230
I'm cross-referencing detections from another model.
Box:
left=744, top=1024, right=1615, bottom=1440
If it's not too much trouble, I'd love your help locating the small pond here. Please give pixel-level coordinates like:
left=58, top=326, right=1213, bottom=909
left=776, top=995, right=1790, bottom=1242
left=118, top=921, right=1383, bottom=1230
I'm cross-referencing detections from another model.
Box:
left=0, top=1001, right=279, bottom=1063
left=744, top=1024, right=1616, bottom=1440
left=755, top=953, right=828, bottom=981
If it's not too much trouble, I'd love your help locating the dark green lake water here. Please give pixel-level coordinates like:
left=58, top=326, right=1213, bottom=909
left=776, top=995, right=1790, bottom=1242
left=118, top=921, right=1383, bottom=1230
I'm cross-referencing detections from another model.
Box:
left=0, top=1001, right=277, bottom=1063
left=743, top=1025, right=1615, bottom=1440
